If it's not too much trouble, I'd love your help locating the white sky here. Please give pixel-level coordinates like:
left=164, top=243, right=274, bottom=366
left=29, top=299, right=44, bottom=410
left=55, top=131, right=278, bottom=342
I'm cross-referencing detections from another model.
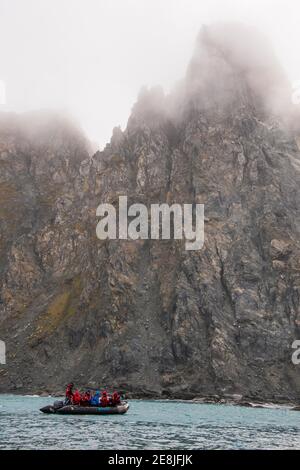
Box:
left=0, top=0, right=299, bottom=148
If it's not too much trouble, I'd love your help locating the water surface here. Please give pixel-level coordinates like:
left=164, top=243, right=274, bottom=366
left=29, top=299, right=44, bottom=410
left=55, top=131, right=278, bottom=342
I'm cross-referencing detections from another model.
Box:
left=0, top=395, right=299, bottom=449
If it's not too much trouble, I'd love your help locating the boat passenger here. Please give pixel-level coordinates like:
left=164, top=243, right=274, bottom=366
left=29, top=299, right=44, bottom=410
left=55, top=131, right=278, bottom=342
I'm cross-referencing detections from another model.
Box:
left=111, top=391, right=121, bottom=406
left=80, top=391, right=91, bottom=406
left=73, top=389, right=81, bottom=405
left=90, top=390, right=100, bottom=406
left=100, top=390, right=109, bottom=407
left=65, top=382, right=74, bottom=404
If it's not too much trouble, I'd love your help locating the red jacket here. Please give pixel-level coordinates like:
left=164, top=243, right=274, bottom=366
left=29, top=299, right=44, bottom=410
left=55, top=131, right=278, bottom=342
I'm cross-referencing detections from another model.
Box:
left=66, top=384, right=74, bottom=400
left=73, top=390, right=81, bottom=405
left=100, top=391, right=109, bottom=407
left=80, top=392, right=91, bottom=406
left=111, top=391, right=120, bottom=405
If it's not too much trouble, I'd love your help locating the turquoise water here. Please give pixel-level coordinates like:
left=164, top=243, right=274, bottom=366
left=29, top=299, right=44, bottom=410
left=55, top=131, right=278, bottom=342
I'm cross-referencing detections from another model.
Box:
left=0, top=395, right=299, bottom=449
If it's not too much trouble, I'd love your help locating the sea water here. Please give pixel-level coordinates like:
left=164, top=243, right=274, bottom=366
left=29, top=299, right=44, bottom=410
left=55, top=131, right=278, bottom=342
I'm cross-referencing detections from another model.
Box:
left=0, top=395, right=299, bottom=449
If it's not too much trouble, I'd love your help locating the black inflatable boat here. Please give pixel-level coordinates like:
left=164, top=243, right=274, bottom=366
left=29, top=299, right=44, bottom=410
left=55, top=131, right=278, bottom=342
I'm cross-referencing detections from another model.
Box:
left=40, top=400, right=129, bottom=415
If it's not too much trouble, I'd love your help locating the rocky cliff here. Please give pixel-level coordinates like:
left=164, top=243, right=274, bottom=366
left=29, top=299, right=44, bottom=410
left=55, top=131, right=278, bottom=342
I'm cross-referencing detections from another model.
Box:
left=1, top=24, right=300, bottom=402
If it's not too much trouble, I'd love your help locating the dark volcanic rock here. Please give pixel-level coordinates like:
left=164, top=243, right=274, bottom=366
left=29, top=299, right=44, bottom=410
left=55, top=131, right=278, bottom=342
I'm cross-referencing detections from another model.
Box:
left=1, top=24, right=300, bottom=402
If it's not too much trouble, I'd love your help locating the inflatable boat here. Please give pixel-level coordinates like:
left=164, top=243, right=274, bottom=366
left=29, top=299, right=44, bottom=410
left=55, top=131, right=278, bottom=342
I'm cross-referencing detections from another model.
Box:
left=40, top=400, right=129, bottom=415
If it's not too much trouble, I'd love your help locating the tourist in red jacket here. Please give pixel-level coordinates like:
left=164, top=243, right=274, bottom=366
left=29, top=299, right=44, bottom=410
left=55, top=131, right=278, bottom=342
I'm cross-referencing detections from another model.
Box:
left=80, top=390, right=92, bottom=406
left=73, top=389, right=81, bottom=405
left=100, top=390, right=109, bottom=407
left=65, top=383, right=74, bottom=404
left=111, top=391, right=121, bottom=406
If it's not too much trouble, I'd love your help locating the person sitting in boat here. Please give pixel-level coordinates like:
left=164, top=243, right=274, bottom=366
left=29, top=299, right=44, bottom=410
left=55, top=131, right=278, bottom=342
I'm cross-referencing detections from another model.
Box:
left=100, top=390, right=109, bottom=407
left=80, top=390, right=91, bottom=406
left=111, top=391, right=121, bottom=406
left=72, top=389, right=81, bottom=405
left=65, top=382, right=74, bottom=404
left=90, top=390, right=100, bottom=406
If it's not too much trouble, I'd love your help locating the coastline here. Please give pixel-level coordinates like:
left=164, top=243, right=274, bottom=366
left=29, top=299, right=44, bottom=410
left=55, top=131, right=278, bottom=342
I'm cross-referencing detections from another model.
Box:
left=1, top=390, right=299, bottom=410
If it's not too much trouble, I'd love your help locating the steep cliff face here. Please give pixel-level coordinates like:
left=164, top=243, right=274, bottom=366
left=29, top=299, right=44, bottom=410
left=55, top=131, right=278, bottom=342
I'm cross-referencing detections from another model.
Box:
left=1, top=24, right=300, bottom=401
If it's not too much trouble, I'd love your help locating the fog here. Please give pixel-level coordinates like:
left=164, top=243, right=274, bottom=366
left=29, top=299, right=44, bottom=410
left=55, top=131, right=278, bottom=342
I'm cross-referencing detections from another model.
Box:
left=0, top=0, right=299, bottom=148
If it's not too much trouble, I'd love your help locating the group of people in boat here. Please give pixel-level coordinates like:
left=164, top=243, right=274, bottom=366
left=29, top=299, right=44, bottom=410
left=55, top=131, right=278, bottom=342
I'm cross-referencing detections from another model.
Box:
left=65, top=383, right=121, bottom=407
